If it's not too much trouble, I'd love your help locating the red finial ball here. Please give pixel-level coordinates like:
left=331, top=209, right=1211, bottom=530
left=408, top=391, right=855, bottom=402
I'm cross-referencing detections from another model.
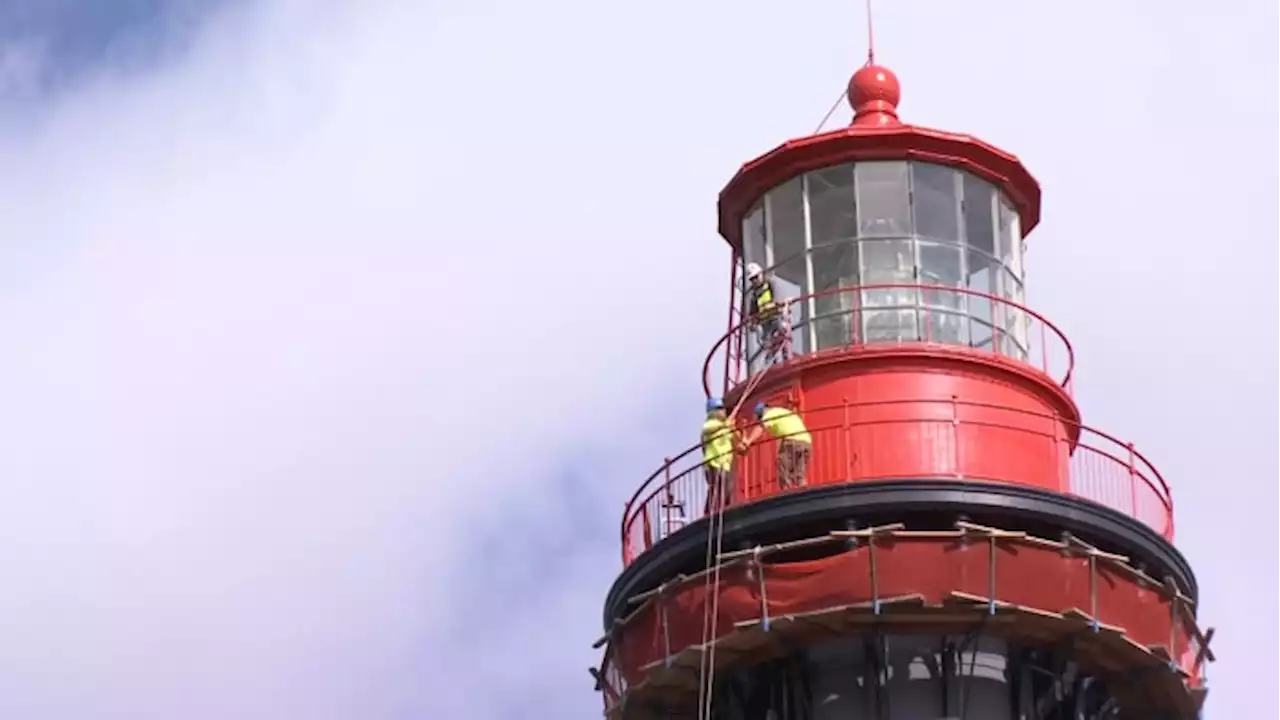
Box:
left=848, top=64, right=901, bottom=126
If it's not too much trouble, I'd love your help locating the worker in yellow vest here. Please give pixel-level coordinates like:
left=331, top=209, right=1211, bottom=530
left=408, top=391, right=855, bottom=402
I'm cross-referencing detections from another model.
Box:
left=751, top=402, right=812, bottom=490
left=745, top=262, right=790, bottom=366
left=701, top=397, right=745, bottom=514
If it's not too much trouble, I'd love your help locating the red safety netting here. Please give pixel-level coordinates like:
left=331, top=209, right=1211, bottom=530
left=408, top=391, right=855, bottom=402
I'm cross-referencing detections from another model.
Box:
left=602, top=533, right=1207, bottom=696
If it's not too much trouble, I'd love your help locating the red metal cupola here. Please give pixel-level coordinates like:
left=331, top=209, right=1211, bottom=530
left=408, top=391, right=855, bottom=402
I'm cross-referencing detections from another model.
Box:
left=717, top=60, right=1041, bottom=250
left=592, top=53, right=1213, bottom=720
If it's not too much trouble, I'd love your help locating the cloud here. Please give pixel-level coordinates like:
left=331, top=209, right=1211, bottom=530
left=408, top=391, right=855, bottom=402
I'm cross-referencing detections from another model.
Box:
left=0, top=36, right=47, bottom=98
left=0, top=1, right=734, bottom=716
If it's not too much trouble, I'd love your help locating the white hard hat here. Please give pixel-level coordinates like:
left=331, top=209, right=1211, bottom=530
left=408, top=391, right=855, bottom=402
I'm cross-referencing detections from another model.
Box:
left=745, top=262, right=763, bottom=279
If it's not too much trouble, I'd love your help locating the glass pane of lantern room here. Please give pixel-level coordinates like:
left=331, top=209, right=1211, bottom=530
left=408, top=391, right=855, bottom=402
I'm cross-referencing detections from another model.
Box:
left=856, top=162, right=911, bottom=238
left=918, top=241, right=968, bottom=345
left=743, top=203, right=767, bottom=269
left=807, top=165, right=858, bottom=351
left=997, top=200, right=1029, bottom=361
left=771, top=178, right=808, bottom=354
left=911, top=163, right=961, bottom=244
left=856, top=162, right=916, bottom=343
left=962, top=174, right=998, bottom=353
left=811, top=242, right=859, bottom=350
left=760, top=178, right=808, bottom=370
left=998, top=197, right=1024, bottom=283
left=859, top=239, right=918, bottom=343
left=1000, top=269, right=1029, bottom=362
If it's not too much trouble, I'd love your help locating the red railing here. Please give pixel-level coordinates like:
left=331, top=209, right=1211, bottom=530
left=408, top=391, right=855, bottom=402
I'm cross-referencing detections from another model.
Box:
left=702, top=284, right=1076, bottom=398
left=620, top=398, right=1172, bottom=566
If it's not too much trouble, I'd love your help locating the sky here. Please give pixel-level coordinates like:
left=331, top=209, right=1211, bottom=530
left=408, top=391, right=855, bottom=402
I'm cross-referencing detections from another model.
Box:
left=0, top=0, right=1273, bottom=718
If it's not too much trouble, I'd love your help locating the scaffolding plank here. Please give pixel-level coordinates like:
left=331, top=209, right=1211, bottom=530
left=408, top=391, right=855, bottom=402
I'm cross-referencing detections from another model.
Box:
left=1060, top=607, right=1126, bottom=635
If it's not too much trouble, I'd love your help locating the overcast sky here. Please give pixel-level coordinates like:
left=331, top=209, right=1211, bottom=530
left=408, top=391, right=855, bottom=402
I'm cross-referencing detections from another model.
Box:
left=0, top=0, right=1274, bottom=718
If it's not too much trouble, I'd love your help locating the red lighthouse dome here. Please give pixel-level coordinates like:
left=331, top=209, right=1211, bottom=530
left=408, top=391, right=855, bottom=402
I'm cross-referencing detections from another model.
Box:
left=849, top=63, right=902, bottom=126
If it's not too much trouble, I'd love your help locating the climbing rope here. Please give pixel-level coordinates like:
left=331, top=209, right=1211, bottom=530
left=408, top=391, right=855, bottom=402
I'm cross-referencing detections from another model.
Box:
left=695, top=458, right=730, bottom=720
left=813, top=88, right=850, bottom=135
left=696, top=370, right=768, bottom=720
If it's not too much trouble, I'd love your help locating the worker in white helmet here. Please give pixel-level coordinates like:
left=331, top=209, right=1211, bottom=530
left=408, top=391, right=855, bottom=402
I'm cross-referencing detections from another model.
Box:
left=745, top=262, right=790, bottom=365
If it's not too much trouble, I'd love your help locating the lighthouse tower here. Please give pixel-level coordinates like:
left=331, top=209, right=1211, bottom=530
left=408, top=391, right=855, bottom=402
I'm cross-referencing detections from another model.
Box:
left=591, top=58, right=1214, bottom=720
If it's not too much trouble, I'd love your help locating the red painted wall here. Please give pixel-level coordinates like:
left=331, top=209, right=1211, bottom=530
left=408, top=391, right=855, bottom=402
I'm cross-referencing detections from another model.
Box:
left=732, top=352, right=1078, bottom=501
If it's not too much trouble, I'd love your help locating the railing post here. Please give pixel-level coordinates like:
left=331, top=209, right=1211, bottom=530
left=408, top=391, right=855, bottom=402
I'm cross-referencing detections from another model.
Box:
left=950, top=394, right=962, bottom=478
left=1052, top=415, right=1066, bottom=493
left=1040, top=321, right=1048, bottom=375
left=842, top=397, right=851, bottom=478
left=640, top=503, right=652, bottom=556
left=1126, top=443, right=1139, bottom=518
left=784, top=301, right=794, bottom=360
left=739, top=328, right=747, bottom=384
left=723, top=251, right=738, bottom=394
left=660, top=457, right=674, bottom=539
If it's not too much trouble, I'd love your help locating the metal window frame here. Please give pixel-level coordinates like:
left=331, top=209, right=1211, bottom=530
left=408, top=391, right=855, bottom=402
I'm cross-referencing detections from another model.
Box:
left=801, top=172, right=817, bottom=355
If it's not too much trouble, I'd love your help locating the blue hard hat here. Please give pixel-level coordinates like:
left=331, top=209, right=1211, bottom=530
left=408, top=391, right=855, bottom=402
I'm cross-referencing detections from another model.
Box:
left=754, top=402, right=766, bottom=417
left=706, top=397, right=725, bottom=412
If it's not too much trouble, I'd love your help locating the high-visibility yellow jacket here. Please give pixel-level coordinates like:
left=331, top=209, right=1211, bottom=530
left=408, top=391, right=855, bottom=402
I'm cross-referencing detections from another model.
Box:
left=761, top=407, right=812, bottom=444
left=749, top=279, right=780, bottom=319
left=701, top=417, right=736, bottom=470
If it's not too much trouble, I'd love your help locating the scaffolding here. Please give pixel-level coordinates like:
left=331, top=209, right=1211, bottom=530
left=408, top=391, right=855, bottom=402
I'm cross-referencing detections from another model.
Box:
left=591, top=521, right=1212, bottom=720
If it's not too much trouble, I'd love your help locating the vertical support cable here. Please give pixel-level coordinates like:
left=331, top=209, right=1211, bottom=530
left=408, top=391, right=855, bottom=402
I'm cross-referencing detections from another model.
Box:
left=1039, top=320, right=1048, bottom=374
left=801, top=173, right=817, bottom=355
left=940, top=637, right=953, bottom=717
left=986, top=533, right=997, bottom=616
left=951, top=394, right=962, bottom=478
left=723, top=250, right=739, bottom=395
left=662, top=457, right=674, bottom=538
left=868, top=534, right=881, bottom=615
left=1088, top=551, right=1100, bottom=633
left=879, top=633, right=892, bottom=719
left=660, top=594, right=673, bottom=668
left=843, top=397, right=852, bottom=477
left=851, top=168, right=865, bottom=347
left=1052, top=415, right=1065, bottom=493
left=865, top=0, right=876, bottom=65
left=754, top=546, right=771, bottom=632
left=640, top=504, right=652, bottom=557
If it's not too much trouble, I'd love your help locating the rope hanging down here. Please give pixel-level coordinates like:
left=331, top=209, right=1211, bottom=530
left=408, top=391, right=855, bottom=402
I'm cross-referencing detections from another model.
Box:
left=696, top=370, right=768, bottom=720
